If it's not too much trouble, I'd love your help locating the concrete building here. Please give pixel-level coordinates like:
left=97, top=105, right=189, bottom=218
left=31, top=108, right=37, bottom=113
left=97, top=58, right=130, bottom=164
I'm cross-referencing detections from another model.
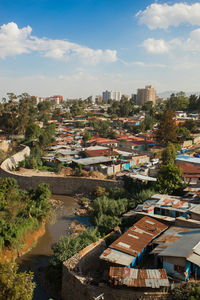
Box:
left=102, top=90, right=121, bottom=102
left=36, top=95, right=63, bottom=105
left=136, top=85, right=156, bottom=106
left=95, top=95, right=102, bottom=103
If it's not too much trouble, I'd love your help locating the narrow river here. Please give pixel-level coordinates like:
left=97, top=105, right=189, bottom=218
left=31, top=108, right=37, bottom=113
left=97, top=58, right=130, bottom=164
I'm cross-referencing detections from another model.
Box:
left=17, top=195, right=79, bottom=300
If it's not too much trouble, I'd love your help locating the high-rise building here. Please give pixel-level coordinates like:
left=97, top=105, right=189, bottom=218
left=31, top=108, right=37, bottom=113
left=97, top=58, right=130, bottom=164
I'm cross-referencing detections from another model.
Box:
left=136, top=85, right=156, bottom=106
left=102, top=90, right=121, bottom=102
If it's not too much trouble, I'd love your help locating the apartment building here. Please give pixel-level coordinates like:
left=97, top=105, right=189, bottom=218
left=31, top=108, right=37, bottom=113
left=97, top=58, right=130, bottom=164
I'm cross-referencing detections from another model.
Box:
left=136, top=85, right=156, bottom=106
left=102, top=90, right=121, bottom=102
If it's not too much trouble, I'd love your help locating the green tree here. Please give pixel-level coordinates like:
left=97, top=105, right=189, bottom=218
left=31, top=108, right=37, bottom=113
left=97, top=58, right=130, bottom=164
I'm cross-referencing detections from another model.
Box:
left=25, top=124, right=41, bottom=141
left=172, top=282, right=200, bottom=300
left=157, top=109, right=178, bottom=145
left=157, top=164, right=183, bottom=194
left=162, top=143, right=177, bottom=165
left=37, top=101, right=52, bottom=124
left=82, top=131, right=91, bottom=145
left=142, top=116, right=157, bottom=131
left=167, top=92, right=189, bottom=111
left=0, top=262, right=35, bottom=300
left=188, top=94, right=200, bottom=112
left=177, top=126, right=191, bottom=142
left=184, top=119, right=198, bottom=133
left=39, top=124, right=56, bottom=148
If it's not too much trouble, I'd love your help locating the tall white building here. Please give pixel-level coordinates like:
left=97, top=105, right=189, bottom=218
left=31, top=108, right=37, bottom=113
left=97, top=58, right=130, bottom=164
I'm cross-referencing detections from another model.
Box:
left=102, top=90, right=121, bottom=102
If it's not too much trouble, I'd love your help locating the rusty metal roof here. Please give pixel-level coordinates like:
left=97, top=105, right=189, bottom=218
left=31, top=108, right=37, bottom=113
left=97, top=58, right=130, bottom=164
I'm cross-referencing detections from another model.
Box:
left=109, top=267, right=169, bottom=288
left=156, top=197, right=189, bottom=210
left=100, top=248, right=135, bottom=266
left=109, top=216, right=168, bottom=258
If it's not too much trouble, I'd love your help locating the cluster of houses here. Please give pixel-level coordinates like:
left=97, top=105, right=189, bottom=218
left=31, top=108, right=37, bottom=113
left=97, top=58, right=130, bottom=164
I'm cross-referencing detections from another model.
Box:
left=62, top=189, right=200, bottom=296
left=97, top=187, right=200, bottom=290
left=41, top=117, right=200, bottom=184
left=42, top=122, right=159, bottom=177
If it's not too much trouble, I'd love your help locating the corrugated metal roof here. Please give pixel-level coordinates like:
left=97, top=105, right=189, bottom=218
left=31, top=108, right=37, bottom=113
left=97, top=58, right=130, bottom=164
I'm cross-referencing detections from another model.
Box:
left=193, top=242, right=200, bottom=255
left=84, top=149, right=118, bottom=157
left=109, top=267, right=169, bottom=288
left=176, top=155, right=200, bottom=165
left=189, top=205, right=200, bottom=215
left=71, top=156, right=112, bottom=165
left=156, top=197, right=189, bottom=210
left=109, top=216, right=167, bottom=258
left=187, top=253, right=200, bottom=267
left=100, top=248, right=135, bottom=266
left=129, top=174, right=157, bottom=182
left=152, top=226, right=200, bottom=258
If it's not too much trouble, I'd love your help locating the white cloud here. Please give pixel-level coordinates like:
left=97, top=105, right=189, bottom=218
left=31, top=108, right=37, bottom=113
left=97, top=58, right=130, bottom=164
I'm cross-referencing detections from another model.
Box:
left=142, top=38, right=171, bottom=54
left=120, top=59, right=167, bottom=68
left=142, top=27, right=200, bottom=55
left=0, top=22, right=117, bottom=64
left=184, top=28, right=200, bottom=52
left=136, top=3, right=200, bottom=29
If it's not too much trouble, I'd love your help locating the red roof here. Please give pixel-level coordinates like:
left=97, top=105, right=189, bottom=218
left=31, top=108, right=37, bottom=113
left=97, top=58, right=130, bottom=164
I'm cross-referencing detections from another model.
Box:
left=176, top=120, right=186, bottom=125
left=85, top=149, right=118, bottom=157
left=90, top=136, right=118, bottom=144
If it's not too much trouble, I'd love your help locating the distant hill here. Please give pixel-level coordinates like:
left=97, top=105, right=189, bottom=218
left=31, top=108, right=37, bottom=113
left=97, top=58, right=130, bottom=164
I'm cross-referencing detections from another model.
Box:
left=157, top=91, right=200, bottom=99
left=157, top=91, right=177, bottom=99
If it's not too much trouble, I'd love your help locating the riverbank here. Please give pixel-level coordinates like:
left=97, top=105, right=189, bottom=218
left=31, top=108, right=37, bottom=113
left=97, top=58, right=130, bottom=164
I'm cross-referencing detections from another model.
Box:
left=16, top=194, right=80, bottom=300
left=0, top=222, right=46, bottom=263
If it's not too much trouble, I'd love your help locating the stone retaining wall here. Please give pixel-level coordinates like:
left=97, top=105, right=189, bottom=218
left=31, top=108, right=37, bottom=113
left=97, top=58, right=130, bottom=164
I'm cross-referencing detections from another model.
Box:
left=0, top=145, right=121, bottom=194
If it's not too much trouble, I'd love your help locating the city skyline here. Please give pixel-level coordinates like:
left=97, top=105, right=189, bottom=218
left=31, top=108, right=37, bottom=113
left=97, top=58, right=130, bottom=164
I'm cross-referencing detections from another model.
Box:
left=0, top=1, right=200, bottom=98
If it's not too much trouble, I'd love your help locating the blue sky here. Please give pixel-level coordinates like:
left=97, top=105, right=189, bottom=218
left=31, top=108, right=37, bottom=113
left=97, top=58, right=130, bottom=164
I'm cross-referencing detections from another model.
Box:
left=0, top=0, right=200, bottom=98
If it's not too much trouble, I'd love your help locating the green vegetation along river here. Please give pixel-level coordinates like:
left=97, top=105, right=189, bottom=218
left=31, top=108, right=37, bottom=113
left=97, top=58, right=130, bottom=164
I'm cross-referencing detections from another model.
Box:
left=17, top=194, right=79, bottom=300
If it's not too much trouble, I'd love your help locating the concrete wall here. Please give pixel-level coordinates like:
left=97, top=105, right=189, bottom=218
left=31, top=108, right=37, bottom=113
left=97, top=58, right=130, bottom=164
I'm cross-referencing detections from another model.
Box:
left=1, top=145, right=30, bottom=171
left=0, top=146, right=121, bottom=195
left=175, top=217, right=200, bottom=227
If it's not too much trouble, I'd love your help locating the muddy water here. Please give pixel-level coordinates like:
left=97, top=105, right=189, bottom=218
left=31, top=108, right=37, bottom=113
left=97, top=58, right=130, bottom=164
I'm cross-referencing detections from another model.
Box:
left=17, top=195, right=79, bottom=300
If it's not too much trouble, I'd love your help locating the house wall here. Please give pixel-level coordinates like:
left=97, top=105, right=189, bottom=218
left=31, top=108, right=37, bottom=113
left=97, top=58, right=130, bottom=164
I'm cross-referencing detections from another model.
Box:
left=163, top=256, right=186, bottom=268
left=62, top=267, right=169, bottom=300
left=163, top=259, right=185, bottom=280
left=175, top=217, right=200, bottom=228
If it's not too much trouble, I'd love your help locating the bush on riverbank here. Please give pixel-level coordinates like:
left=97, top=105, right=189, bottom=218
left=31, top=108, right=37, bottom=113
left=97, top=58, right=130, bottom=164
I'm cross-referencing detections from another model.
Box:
left=89, top=181, right=155, bottom=235
left=51, top=227, right=100, bottom=267
left=0, top=178, right=52, bottom=252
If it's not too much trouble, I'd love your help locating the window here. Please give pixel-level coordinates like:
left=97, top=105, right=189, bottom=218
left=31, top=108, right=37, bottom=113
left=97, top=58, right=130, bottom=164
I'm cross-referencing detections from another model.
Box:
left=174, top=265, right=185, bottom=273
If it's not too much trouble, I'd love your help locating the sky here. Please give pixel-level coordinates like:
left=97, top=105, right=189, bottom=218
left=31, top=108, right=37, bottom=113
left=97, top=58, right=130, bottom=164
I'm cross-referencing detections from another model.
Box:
left=0, top=0, right=200, bottom=99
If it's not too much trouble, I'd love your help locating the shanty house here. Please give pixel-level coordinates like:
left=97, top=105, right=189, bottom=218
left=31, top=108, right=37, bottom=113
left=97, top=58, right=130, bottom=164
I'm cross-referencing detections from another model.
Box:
left=151, top=226, right=200, bottom=281
left=100, top=216, right=168, bottom=268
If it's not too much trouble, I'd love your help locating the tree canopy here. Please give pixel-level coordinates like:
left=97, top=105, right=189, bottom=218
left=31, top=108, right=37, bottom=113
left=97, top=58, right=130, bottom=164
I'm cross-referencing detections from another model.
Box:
left=157, top=164, right=183, bottom=194
left=157, top=109, right=178, bottom=145
left=0, top=261, right=35, bottom=300
left=162, top=143, right=177, bottom=165
left=0, top=178, right=52, bottom=251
